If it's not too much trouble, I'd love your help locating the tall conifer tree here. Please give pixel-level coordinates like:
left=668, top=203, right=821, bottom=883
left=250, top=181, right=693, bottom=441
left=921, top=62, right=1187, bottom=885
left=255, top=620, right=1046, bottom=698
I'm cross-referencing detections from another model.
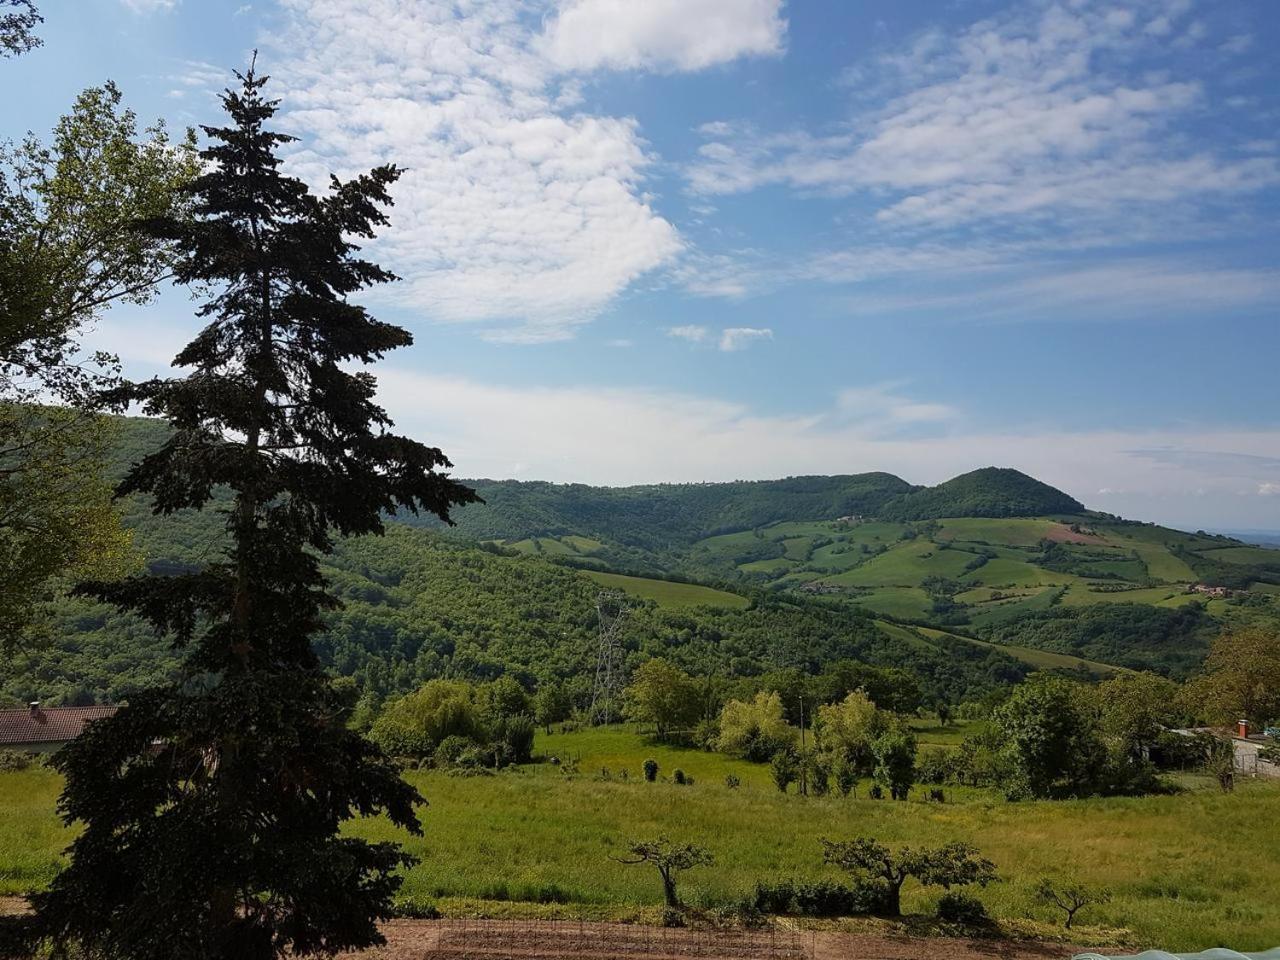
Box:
left=31, top=65, right=477, bottom=960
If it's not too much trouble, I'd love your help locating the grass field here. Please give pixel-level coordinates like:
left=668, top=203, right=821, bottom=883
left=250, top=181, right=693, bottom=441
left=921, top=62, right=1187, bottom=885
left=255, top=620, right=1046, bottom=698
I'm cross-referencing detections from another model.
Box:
left=4, top=728, right=1279, bottom=951
left=580, top=571, right=750, bottom=610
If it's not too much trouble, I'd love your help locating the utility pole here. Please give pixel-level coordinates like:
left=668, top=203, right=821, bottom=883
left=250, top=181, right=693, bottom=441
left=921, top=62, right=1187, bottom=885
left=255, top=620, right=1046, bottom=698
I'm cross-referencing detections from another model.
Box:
left=799, top=693, right=808, bottom=797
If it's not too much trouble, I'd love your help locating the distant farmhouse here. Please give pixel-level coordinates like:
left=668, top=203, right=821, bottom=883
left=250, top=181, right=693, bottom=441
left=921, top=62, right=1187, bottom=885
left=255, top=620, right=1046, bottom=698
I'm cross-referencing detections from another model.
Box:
left=0, top=703, right=117, bottom=754
left=1170, top=720, right=1280, bottom=780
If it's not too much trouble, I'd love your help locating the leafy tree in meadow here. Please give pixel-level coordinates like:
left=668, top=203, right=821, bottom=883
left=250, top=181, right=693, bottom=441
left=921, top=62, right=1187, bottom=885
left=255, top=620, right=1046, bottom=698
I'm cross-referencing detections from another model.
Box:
left=871, top=726, right=917, bottom=801
left=1035, top=878, right=1111, bottom=930
left=29, top=66, right=476, bottom=960
left=770, top=748, right=798, bottom=793
left=0, top=83, right=197, bottom=650
left=991, top=675, right=1108, bottom=800
left=815, top=690, right=888, bottom=775
left=623, top=657, right=700, bottom=740
left=717, top=690, right=796, bottom=761
left=1094, top=671, right=1182, bottom=760
left=369, top=679, right=481, bottom=759
left=1187, top=626, right=1280, bottom=727
left=613, top=838, right=714, bottom=909
left=534, top=681, right=572, bottom=734
left=821, top=838, right=997, bottom=917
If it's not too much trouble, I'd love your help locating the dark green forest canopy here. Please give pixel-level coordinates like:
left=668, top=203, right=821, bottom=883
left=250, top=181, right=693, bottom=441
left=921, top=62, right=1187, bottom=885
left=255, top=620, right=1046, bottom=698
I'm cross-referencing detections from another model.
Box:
left=877, top=467, right=1086, bottom=521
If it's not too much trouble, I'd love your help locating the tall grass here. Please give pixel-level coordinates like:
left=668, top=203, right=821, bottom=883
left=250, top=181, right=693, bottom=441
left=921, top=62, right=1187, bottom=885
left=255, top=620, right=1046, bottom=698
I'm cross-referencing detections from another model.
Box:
left=3, top=729, right=1278, bottom=950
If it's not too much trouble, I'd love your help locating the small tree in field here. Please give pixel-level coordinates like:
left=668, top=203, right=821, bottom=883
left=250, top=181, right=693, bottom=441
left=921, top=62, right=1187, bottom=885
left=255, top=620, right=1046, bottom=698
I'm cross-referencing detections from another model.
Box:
left=770, top=749, right=798, bottom=793
left=822, top=838, right=996, bottom=917
left=613, top=838, right=713, bottom=908
left=1035, top=878, right=1110, bottom=929
left=29, top=65, right=476, bottom=960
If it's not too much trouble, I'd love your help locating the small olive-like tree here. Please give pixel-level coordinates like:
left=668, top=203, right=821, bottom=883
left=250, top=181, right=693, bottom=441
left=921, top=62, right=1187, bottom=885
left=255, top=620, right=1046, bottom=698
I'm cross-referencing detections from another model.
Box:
left=821, top=838, right=997, bottom=917
left=1035, top=878, right=1110, bottom=929
left=613, top=838, right=713, bottom=908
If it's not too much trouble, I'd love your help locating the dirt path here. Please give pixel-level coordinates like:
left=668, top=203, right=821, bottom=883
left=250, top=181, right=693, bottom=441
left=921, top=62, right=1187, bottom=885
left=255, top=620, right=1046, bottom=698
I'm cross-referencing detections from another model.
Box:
left=341, top=918, right=1084, bottom=960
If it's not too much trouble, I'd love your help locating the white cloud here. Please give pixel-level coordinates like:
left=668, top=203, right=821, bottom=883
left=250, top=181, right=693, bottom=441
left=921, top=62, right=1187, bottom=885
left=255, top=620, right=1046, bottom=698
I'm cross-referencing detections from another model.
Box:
left=718, top=326, right=773, bottom=351
left=1260, top=483, right=1280, bottom=497
left=688, top=1, right=1276, bottom=233
left=539, top=0, right=786, bottom=73
left=270, top=0, right=682, bottom=343
left=120, top=0, right=177, bottom=11
left=666, top=325, right=711, bottom=343
left=373, top=369, right=1280, bottom=528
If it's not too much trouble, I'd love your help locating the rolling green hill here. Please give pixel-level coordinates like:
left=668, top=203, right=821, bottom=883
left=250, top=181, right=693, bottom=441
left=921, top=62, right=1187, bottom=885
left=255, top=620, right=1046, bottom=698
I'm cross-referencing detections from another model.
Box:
left=15, top=414, right=1279, bottom=704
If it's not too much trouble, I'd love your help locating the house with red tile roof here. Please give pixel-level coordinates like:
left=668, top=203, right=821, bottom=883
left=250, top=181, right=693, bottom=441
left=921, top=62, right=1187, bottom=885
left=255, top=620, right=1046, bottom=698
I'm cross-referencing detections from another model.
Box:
left=0, top=703, right=117, bottom=754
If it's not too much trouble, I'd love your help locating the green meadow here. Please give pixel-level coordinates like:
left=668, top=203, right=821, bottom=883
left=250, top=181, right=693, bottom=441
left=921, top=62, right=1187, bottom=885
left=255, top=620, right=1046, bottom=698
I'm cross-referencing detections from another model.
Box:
left=580, top=571, right=750, bottom=610
left=5, top=728, right=1279, bottom=951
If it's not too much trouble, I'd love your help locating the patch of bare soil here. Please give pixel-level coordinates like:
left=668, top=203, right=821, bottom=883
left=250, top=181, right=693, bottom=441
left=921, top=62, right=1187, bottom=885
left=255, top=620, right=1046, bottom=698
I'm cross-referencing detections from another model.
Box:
left=1042, top=524, right=1108, bottom=546
left=340, top=919, right=1083, bottom=960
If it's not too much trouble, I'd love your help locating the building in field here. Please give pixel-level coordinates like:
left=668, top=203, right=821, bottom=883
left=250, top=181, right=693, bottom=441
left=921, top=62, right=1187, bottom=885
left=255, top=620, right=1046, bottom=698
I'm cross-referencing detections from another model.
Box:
left=0, top=702, right=117, bottom=754
left=1168, top=720, right=1280, bottom=780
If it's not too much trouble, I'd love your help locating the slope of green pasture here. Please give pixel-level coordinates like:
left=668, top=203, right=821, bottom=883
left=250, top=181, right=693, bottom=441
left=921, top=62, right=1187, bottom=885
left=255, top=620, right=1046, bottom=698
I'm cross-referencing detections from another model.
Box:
left=1059, top=585, right=1191, bottom=607
left=7, top=729, right=1280, bottom=949
left=580, top=571, right=750, bottom=610
left=935, top=518, right=1065, bottom=547
left=847, top=587, right=933, bottom=620
left=965, top=587, right=1065, bottom=627
left=825, top=541, right=976, bottom=588
left=1128, top=543, right=1196, bottom=582
left=1199, top=545, right=1280, bottom=566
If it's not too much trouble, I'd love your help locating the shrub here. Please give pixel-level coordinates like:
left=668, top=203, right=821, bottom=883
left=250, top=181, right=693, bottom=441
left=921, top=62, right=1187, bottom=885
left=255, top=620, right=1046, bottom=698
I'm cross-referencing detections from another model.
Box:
left=770, top=750, right=798, bottom=793
left=936, top=891, right=989, bottom=926
left=0, top=750, right=36, bottom=772
left=724, top=774, right=740, bottom=789
left=643, top=758, right=659, bottom=782
left=833, top=758, right=857, bottom=797
left=433, top=735, right=473, bottom=768
left=673, top=768, right=687, bottom=785
left=916, top=747, right=953, bottom=784
left=868, top=784, right=884, bottom=800
left=661, top=907, right=686, bottom=928
left=752, top=880, right=855, bottom=917
left=928, top=787, right=946, bottom=803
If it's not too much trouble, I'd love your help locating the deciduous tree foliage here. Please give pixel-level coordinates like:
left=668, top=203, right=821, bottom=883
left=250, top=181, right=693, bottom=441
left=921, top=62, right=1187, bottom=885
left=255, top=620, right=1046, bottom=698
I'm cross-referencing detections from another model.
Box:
left=821, top=838, right=996, bottom=917
left=0, top=0, right=40, bottom=58
left=1188, top=626, right=1280, bottom=726
left=0, top=83, right=196, bottom=650
left=30, top=66, right=476, bottom=960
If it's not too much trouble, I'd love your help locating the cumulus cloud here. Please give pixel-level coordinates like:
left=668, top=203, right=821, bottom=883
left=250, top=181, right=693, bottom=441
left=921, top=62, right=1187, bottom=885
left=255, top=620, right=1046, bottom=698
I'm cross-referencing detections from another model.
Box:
left=372, top=369, right=1280, bottom=528
left=539, top=0, right=786, bottom=73
left=688, top=1, right=1278, bottom=231
left=269, top=0, right=683, bottom=343
left=718, top=327, right=773, bottom=351
left=666, top=325, right=711, bottom=343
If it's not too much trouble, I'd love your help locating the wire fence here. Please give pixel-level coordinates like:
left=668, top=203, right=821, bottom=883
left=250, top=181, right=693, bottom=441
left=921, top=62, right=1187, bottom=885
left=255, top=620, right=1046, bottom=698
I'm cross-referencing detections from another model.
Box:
left=423, top=917, right=815, bottom=960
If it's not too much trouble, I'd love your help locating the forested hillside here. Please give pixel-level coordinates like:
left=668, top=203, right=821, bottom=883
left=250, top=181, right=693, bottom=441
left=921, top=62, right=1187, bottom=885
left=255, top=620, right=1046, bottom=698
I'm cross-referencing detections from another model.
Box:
left=11, top=414, right=1278, bottom=709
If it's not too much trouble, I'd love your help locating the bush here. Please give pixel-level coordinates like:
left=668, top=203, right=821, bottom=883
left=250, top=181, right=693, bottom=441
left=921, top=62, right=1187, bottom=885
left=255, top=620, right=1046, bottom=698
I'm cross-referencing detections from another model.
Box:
left=868, top=784, right=883, bottom=800
left=916, top=747, right=954, bottom=784
left=673, top=768, right=687, bottom=785
left=752, top=880, right=856, bottom=917
left=433, top=735, right=473, bottom=768
left=724, top=774, right=740, bottom=789
left=928, top=787, right=946, bottom=803
left=661, top=907, right=686, bottom=928
left=848, top=877, right=897, bottom=915
left=643, top=758, right=658, bottom=782
left=0, top=750, right=36, bottom=772
left=936, top=891, right=989, bottom=926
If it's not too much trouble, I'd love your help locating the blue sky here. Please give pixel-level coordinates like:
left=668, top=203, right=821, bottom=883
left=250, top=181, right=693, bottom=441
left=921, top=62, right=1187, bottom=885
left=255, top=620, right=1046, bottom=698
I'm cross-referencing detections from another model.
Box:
left=6, top=0, right=1280, bottom=529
